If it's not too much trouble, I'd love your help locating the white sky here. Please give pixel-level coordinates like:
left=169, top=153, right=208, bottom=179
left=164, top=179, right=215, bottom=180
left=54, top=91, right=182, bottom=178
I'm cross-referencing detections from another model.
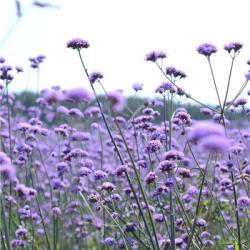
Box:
left=0, top=0, right=250, bottom=104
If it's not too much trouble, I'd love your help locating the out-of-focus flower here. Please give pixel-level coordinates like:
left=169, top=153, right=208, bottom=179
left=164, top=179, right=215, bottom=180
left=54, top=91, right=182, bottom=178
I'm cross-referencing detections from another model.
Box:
left=132, top=82, right=143, bottom=92
left=63, top=88, right=93, bottom=102
left=224, top=42, right=243, bottom=53
left=145, top=51, right=166, bottom=62
left=89, top=71, right=103, bottom=84
left=107, top=90, right=126, bottom=112
left=67, top=38, right=89, bottom=50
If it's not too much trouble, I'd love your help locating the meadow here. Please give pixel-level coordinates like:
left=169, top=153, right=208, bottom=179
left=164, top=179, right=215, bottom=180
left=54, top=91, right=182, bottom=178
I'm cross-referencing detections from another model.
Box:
left=1, top=40, right=250, bottom=249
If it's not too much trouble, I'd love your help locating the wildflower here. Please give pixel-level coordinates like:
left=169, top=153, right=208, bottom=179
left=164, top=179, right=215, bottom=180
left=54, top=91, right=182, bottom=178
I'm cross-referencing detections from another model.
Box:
left=144, top=171, right=157, bottom=184
left=146, top=139, right=162, bottom=153
left=238, top=196, right=250, bottom=208
left=145, top=51, right=166, bottom=62
left=0, top=57, right=5, bottom=63
left=245, top=71, right=250, bottom=81
left=67, top=38, right=89, bottom=50
left=0, top=152, right=15, bottom=181
left=63, top=88, right=93, bottom=102
left=15, top=227, right=28, bottom=238
left=197, top=43, right=217, bottom=57
left=233, top=97, right=247, bottom=107
left=165, top=66, right=187, bottom=79
left=89, top=71, right=103, bottom=84
left=224, top=42, right=243, bottom=53
left=107, top=91, right=126, bottom=112
left=200, top=108, right=213, bottom=116
left=15, top=66, right=24, bottom=73
left=199, top=135, right=229, bottom=153
left=155, top=82, right=174, bottom=94
left=188, top=121, right=225, bottom=143
left=158, top=160, right=175, bottom=172
left=132, top=82, right=143, bottom=92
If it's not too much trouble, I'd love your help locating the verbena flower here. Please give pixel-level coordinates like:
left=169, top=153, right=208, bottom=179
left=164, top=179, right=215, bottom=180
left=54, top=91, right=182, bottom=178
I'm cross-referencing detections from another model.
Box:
left=67, top=38, right=89, bottom=50
left=224, top=42, right=243, bottom=53
left=89, top=71, right=103, bottom=84
left=145, top=51, right=166, bottom=62
left=107, top=91, right=126, bottom=112
left=197, top=43, right=217, bottom=57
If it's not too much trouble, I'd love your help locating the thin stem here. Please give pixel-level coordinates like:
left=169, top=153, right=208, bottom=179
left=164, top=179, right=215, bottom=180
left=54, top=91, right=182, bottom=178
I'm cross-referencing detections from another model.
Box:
left=186, top=154, right=211, bottom=249
left=77, top=49, right=157, bottom=249
left=222, top=56, right=235, bottom=111
left=231, top=171, right=242, bottom=250
left=207, top=58, right=222, bottom=111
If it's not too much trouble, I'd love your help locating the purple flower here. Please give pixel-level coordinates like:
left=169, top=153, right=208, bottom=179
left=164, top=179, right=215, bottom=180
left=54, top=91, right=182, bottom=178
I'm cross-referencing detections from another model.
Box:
left=145, top=51, right=166, bottom=62
left=188, top=121, right=224, bottom=143
left=224, top=42, right=243, bottom=53
left=199, top=135, right=229, bottom=153
left=144, top=171, right=157, bottom=184
left=238, top=196, right=250, bottom=208
left=245, top=71, right=250, bottom=81
left=107, top=91, right=126, bottom=112
left=67, top=38, right=89, bottom=50
left=197, top=43, right=217, bottom=57
left=132, top=82, right=143, bottom=92
left=165, top=66, right=187, bottom=79
left=89, top=71, right=103, bottom=84
left=15, top=227, right=28, bottom=238
left=103, top=237, right=116, bottom=246
left=0, top=57, right=5, bottom=63
left=63, top=88, right=93, bottom=102
left=146, top=139, right=162, bottom=153
left=158, top=160, right=175, bottom=172
left=0, top=152, right=15, bottom=181
left=15, top=66, right=24, bottom=73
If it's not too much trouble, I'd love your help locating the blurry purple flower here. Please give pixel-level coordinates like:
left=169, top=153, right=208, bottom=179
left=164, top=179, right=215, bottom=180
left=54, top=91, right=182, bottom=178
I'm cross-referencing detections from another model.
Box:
left=197, top=43, right=217, bottom=57
left=245, top=71, right=250, bottom=81
left=67, top=38, right=89, bottom=50
left=132, top=82, right=143, bottom=92
left=166, top=66, right=187, bottom=79
left=15, top=227, right=28, bottom=238
left=103, top=237, right=115, bottom=246
left=158, top=160, right=175, bottom=172
left=63, top=88, right=93, bottom=102
left=145, top=51, right=166, bottom=62
left=188, top=121, right=225, bottom=143
left=233, top=97, right=247, bottom=107
left=144, top=171, right=157, bottom=184
left=199, top=135, right=229, bottom=153
left=15, top=66, right=24, bottom=73
left=89, top=71, right=103, bottom=84
left=238, top=196, right=250, bottom=208
left=200, top=108, right=213, bottom=116
left=0, top=57, right=5, bottom=63
left=156, top=82, right=174, bottom=94
left=0, top=152, right=15, bottom=181
left=146, top=139, right=162, bottom=153
left=224, top=42, right=243, bottom=53
left=107, top=91, right=126, bottom=112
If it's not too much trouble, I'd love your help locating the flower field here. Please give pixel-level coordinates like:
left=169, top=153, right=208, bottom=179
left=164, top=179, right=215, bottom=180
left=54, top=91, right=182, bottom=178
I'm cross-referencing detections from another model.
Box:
left=1, top=40, right=250, bottom=249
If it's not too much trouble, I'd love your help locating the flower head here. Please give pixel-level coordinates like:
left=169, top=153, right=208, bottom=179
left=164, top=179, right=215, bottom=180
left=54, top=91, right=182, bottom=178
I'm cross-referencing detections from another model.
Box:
left=197, top=43, right=217, bottom=57
left=224, top=42, right=243, bottom=53
left=132, top=82, right=143, bottom=92
left=63, top=88, right=93, bottom=102
left=145, top=51, right=166, bottom=62
left=107, top=90, right=126, bottom=112
left=89, top=71, right=103, bottom=84
left=67, top=38, right=89, bottom=50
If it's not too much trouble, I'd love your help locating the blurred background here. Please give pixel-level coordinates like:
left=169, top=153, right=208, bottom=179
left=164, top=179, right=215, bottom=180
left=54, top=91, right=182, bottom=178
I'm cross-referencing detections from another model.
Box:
left=1, top=0, right=250, bottom=104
